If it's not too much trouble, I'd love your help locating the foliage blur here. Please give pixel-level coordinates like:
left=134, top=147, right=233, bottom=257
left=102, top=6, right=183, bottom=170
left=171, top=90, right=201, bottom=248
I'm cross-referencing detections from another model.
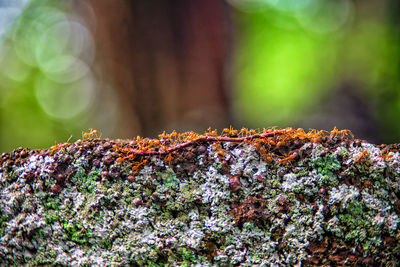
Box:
left=0, top=0, right=399, bottom=152
left=0, top=0, right=114, bottom=152
left=230, top=0, right=400, bottom=144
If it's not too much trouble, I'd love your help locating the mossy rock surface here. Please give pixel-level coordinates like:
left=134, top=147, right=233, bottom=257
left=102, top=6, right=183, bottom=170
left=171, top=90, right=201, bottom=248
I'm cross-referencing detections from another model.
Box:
left=1, top=128, right=400, bottom=265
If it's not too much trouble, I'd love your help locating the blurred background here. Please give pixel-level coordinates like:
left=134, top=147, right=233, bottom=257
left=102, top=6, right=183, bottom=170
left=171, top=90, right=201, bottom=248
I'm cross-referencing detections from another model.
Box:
left=0, top=0, right=399, bottom=152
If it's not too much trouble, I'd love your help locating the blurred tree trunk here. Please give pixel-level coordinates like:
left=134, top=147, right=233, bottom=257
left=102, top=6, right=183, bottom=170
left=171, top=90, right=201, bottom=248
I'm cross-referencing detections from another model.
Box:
left=78, top=0, right=232, bottom=138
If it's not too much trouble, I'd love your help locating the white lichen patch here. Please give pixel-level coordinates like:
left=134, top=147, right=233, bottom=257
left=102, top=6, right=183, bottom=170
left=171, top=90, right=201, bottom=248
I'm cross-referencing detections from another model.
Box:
left=386, top=213, right=400, bottom=233
left=329, top=184, right=360, bottom=208
left=282, top=171, right=326, bottom=195
left=73, top=192, right=86, bottom=212
left=15, top=155, right=54, bottom=179
left=204, top=216, right=230, bottom=233
left=362, top=189, right=391, bottom=213
left=282, top=173, right=298, bottom=192
left=230, top=144, right=266, bottom=177
left=182, top=228, right=204, bottom=249
left=199, top=165, right=230, bottom=206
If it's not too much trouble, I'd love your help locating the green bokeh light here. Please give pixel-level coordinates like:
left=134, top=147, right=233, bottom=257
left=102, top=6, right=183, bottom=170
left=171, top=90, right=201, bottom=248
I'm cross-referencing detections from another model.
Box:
left=233, top=9, right=335, bottom=126
left=0, top=0, right=96, bottom=152
left=231, top=1, right=400, bottom=142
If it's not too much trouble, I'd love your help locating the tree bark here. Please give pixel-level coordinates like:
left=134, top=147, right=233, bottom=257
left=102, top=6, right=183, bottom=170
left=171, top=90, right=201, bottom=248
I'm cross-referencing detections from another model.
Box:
left=78, top=0, right=232, bottom=137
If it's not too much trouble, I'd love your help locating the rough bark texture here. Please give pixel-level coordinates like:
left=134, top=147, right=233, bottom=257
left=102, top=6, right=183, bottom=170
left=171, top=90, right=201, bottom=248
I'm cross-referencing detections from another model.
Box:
left=1, top=128, right=400, bottom=265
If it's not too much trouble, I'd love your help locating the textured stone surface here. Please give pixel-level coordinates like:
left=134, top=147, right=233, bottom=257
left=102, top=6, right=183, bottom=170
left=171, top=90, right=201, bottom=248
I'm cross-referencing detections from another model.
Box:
left=1, top=129, right=400, bottom=265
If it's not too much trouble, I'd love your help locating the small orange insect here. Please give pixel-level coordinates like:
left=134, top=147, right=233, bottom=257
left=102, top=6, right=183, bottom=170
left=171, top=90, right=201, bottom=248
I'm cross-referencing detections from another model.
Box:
left=51, top=135, right=73, bottom=151
left=222, top=126, right=238, bottom=136
left=276, top=139, right=286, bottom=147
left=170, top=131, right=178, bottom=138
left=311, top=136, right=321, bottom=143
left=356, top=150, right=369, bottom=163
left=213, top=143, right=225, bottom=158
left=51, top=142, right=70, bottom=151
left=268, top=139, right=276, bottom=146
left=132, top=160, right=147, bottom=172
left=378, top=153, right=394, bottom=162
left=258, top=146, right=274, bottom=163
left=82, top=128, right=99, bottom=139
left=205, top=128, right=218, bottom=137
left=158, top=131, right=167, bottom=139
left=330, top=127, right=353, bottom=138
left=117, top=154, right=134, bottom=162
left=240, top=127, right=250, bottom=136
left=165, top=153, right=174, bottom=163
left=278, top=152, right=297, bottom=164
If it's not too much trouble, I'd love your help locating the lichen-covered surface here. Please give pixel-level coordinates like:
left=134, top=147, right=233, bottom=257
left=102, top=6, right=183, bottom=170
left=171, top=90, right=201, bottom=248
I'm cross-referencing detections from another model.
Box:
left=1, top=128, right=400, bottom=265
